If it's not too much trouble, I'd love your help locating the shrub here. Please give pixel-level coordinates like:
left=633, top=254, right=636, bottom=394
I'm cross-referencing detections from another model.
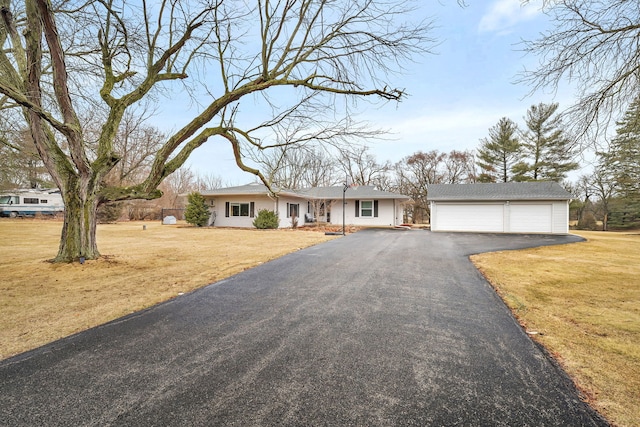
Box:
left=185, top=192, right=210, bottom=227
left=577, top=211, right=598, bottom=230
left=253, top=209, right=279, bottom=229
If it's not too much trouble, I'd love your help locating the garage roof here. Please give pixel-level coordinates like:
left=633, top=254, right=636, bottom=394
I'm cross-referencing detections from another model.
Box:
left=427, top=182, right=573, bottom=201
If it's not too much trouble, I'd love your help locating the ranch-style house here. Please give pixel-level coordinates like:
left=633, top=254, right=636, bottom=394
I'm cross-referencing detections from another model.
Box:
left=197, top=183, right=412, bottom=228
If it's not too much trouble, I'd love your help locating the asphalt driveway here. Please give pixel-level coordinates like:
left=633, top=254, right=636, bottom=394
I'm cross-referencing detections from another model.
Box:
left=1, top=230, right=608, bottom=426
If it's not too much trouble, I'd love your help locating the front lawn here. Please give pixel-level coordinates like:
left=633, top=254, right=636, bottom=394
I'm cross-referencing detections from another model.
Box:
left=0, top=219, right=337, bottom=360
left=472, top=231, right=640, bottom=427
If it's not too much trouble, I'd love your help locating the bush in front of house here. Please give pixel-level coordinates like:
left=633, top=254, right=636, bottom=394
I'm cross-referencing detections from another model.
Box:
left=253, top=209, right=279, bottom=229
left=185, top=192, right=210, bottom=227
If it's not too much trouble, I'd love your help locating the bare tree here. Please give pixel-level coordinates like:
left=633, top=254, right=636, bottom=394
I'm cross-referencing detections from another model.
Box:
left=390, top=161, right=418, bottom=223
left=397, top=150, right=445, bottom=223
left=337, top=146, right=391, bottom=186
left=590, top=159, right=616, bottom=231
left=0, top=0, right=435, bottom=261
left=104, top=108, right=166, bottom=186
left=261, top=146, right=315, bottom=190
left=161, top=166, right=198, bottom=210
left=124, top=166, right=224, bottom=220
left=521, top=0, right=640, bottom=143
left=194, top=172, right=225, bottom=192
left=0, top=128, right=53, bottom=189
left=301, top=150, right=340, bottom=189
left=443, top=149, right=476, bottom=184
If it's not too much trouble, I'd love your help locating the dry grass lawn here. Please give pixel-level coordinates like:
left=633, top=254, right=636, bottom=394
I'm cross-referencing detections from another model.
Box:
left=0, top=219, right=337, bottom=360
left=3, top=221, right=638, bottom=427
left=472, top=231, right=640, bottom=427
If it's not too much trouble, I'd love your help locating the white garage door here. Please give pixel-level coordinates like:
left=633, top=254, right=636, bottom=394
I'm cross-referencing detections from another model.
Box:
left=435, top=204, right=504, bottom=232
left=510, top=204, right=552, bottom=233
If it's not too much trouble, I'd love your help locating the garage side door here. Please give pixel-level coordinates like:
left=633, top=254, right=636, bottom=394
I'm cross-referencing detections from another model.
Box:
left=509, top=204, right=552, bottom=233
left=435, top=203, right=504, bottom=232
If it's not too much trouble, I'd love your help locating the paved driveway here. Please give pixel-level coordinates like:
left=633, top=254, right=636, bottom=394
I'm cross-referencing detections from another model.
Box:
left=1, top=230, right=607, bottom=426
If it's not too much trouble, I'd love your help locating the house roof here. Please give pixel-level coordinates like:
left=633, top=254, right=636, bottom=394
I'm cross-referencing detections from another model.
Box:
left=198, top=183, right=411, bottom=201
left=199, top=183, right=298, bottom=198
left=298, top=185, right=411, bottom=201
left=427, top=182, right=573, bottom=201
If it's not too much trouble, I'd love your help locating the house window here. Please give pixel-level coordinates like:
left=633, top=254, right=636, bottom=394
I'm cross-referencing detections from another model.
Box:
left=360, top=200, right=373, bottom=217
left=287, top=203, right=299, bottom=218
left=355, top=200, right=378, bottom=218
left=23, top=198, right=39, bottom=204
left=225, top=201, right=255, bottom=217
left=232, top=203, right=249, bottom=216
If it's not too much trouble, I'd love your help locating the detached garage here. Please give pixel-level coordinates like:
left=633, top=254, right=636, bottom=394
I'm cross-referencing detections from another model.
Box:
left=428, top=182, right=573, bottom=234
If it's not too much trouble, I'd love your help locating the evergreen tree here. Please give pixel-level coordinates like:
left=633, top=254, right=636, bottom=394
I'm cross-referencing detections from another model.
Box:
left=514, top=103, right=578, bottom=182
left=605, top=96, right=640, bottom=200
left=476, top=117, right=521, bottom=182
left=602, top=96, right=640, bottom=228
left=253, top=209, right=280, bottom=229
left=185, top=192, right=210, bottom=227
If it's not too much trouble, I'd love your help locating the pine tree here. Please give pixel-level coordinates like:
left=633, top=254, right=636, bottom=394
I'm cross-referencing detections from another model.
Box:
left=185, top=192, right=210, bottom=227
left=602, top=96, right=640, bottom=228
left=515, top=103, right=578, bottom=182
left=476, top=117, right=521, bottom=182
left=605, top=96, right=640, bottom=200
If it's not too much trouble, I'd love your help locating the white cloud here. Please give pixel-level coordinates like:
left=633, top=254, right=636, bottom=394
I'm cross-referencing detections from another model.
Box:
left=478, top=0, right=541, bottom=34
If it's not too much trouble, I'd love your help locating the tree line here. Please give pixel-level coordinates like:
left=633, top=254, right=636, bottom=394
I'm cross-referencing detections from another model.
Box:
left=259, top=101, right=580, bottom=223
left=5, top=95, right=640, bottom=229
left=0, top=108, right=225, bottom=221
left=571, top=97, right=640, bottom=231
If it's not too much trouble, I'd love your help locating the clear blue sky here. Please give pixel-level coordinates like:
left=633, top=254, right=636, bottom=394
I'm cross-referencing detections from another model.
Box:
left=154, top=0, right=588, bottom=185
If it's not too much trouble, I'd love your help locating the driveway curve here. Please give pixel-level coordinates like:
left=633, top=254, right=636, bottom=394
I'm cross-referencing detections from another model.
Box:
left=1, top=230, right=607, bottom=426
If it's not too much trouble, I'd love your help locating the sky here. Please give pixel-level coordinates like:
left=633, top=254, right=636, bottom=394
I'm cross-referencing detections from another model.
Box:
left=153, top=0, right=590, bottom=186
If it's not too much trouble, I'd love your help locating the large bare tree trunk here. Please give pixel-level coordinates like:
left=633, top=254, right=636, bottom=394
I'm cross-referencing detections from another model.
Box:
left=55, top=182, right=99, bottom=262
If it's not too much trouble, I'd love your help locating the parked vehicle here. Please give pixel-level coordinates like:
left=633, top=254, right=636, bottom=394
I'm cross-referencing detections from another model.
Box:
left=0, top=189, right=64, bottom=217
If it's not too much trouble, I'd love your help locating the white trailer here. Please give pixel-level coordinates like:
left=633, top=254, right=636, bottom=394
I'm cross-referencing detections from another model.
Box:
left=0, top=189, right=64, bottom=217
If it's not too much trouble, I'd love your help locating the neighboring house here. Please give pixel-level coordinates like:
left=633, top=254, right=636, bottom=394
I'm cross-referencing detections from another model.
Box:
left=428, top=182, right=573, bottom=234
left=197, top=183, right=411, bottom=228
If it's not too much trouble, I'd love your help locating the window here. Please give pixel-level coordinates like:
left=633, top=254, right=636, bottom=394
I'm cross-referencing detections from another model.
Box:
left=231, top=203, right=249, bottom=216
left=355, top=200, right=378, bottom=218
left=40, top=199, right=48, bottom=204
left=360, top=200, right=373, bottom=217
left=225, top=201, right=255, bottom=217
left=287, top=203, right=299, bottom=218
left=24, top=198, right=39, bottom=204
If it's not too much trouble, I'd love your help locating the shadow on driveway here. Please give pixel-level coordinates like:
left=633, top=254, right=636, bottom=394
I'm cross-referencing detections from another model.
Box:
left=1, top=230, right=607, bottom=426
